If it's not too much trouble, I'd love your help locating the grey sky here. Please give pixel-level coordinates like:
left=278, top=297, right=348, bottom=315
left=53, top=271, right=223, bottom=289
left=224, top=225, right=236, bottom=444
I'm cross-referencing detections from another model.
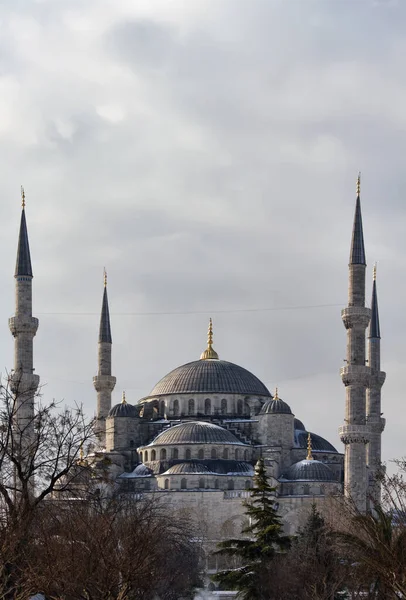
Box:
left=0, top=0, right=405, bottom=468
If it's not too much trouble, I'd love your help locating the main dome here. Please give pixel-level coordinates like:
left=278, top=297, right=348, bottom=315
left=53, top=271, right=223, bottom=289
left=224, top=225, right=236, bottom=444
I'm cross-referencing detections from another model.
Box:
left=148, top=421, right=244, bottom=446
left=148, top=359, right=271, bottom=397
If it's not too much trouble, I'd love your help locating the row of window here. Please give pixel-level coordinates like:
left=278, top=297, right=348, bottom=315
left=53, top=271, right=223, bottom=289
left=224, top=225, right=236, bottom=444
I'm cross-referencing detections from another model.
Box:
left=285, top=484, right=326, bottom=496
left=141, top=447, right=250, bottom=462
left=158, top=398, right=246, bottom=416
left=163, top=478, right=251, bottom=490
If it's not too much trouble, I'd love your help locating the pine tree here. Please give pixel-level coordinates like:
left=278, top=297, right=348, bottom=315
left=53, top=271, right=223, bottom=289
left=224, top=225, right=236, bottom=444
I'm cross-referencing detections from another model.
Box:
left=212, top=458, right=290, bottom=599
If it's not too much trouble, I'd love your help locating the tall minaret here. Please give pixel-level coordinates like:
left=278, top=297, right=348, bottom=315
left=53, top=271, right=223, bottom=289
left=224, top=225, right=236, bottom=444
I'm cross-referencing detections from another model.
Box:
left=339, top=174, right=371, bottom=512
left=93, top=269, right=116, bottom=447
left=366, top=265, right=386, bottom=505
left=9, top=188, right=40, bottom=441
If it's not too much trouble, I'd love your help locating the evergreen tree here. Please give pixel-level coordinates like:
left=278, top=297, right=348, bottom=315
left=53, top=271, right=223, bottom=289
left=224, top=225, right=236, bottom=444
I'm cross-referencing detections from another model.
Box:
left=212, top=458, right=290, bottom=599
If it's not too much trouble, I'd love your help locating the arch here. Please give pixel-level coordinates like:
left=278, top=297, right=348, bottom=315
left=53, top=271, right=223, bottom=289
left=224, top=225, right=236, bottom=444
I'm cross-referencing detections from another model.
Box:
left=303, top=484, right=310, bottom=495
left=228, top=480, right=234, bottom=490
left=235, top=448, right=240, bottom=460
left=151, top=449, right=156, bottom=461
left=221, top=398, right=227, bottom=415
left=198, top=448, right=204, bottom=459
left=139, top=451, right=143, bottom=462
left=159, top=400, right=165, bottom=417
left=243, top=449, right=248, bottom=460
left=188, top=398, right=195, bottom=415
left=144, top=450, right=148, bottom=462
left=173, top=399, right=179, bottom=416
left=245, top=480, right=251, bottom=490
left=223, top=448, right=229, bottom=460
left=181, top=478, right=187, bottom=489
left=237, top=399, right=243, bottom=414
left=204, top=398, right=211, bottom=415
left=160, top=448, right=167, bottom=460
left=172, top=448, right=179, bottom=459
left=211, top=448, right=217, bottom=459
left=164, top=479, right=169, bottom=490
left=199, top=478, right=205, bottom=489
left=185, top=448, right=191, bottom=460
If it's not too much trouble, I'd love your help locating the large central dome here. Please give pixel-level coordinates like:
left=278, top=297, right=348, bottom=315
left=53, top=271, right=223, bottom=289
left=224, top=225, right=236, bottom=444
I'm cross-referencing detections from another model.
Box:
left=148, top=359, right=271, bottom=398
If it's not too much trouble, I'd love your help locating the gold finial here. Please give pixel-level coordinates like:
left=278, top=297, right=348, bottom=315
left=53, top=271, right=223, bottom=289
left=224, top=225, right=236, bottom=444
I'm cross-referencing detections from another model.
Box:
left=103, top=267, right=107, bottom=287
left=21, top=186, right=25, bottom=209
left=356, top=172, right=361, bottom=197
left=306, top=432, right=313, bottom=461
left=122, top=390, right=127, bottom=404
left=200, top=317, right=219, bottom=360
left=274, top=387, right=279, bottom=400
left=373, top=262, right=377, bottom=281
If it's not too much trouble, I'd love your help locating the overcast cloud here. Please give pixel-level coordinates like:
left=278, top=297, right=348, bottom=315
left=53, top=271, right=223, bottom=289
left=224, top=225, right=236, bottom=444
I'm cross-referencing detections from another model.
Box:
left=0, top=0, right=405, bottom=469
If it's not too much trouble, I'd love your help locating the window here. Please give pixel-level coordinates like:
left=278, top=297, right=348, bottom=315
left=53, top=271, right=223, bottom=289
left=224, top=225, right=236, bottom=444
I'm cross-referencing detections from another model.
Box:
left=221, top=399, right=227, bottom=415
left=303, top=485, right=310, bottom=495
left=159, top=400, right=165, bottom=417
left=139, top=451, right=143, bottom=462
left=205, top=398, right=211, bottom=415
left=151, top=450, right=156, bottom=461
left=235, top=449, right=239, bottom=460
left=198, top=448, right=204, bottom=459
left=181, top=478, right=187, bottom=489
left=144, top=480, right=151, bottom=490
left=173, top=399, right=179, bottom=416
left=130, top=440, right=134, bottom=448
left=188, top=399, right=195, bottom=415
left=173, top=448, right=179, bottom=459
left=185, top=448, right=191, bottom=460
left=211, top=448, right=217, bottom=459
left=245, top=480, right=251, bottom=489
left=199, top=478, right=205, bottom=489
left=160, top=448, right=167, bottom=460
left=228, top=480, right=234, bottom=490
left=164, top=479, right=169, bottom=490
left=223, top=448, right=229, bottom=459
left=320, top=485, right=325, bottom=496
left=237, top=399, right=243, bottom=414
left=144, top=450, right=148, bottom=461
left=215, top=479, right=219, bottom=489
left=244, top=450, right=248, bottom=460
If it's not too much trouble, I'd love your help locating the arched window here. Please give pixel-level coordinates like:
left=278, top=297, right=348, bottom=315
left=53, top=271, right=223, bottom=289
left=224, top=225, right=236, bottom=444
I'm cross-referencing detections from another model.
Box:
left=223, top=448, right=229, bottom=460
left=320, top=485, right=325, bottom=496
left=237, top=399, right=243, bottom=414
left=215, top=479, right=219, bottom=489
left=198, top=448, right=204, bottom=459
left=130, top=440, right=134, bottom=448
left=173, top=399, right=179, bottom=416
left=235, top=449, right=239, bottom=460
left=159, top=400, right=165, bottom=417
left=228, top=480, right=234, bottom=490
left=199, top=478, right=205, bottom=489
left=245, top=480, right=251, bottom=490
left=173, top=448, right=179, bottom=459
left=303, top=485, right=310, bottom=495
left=205, top=398, right=211, bottom=415
left=181, top=478, right=187, bottom=489
left=188, top=399, right=195, bottom=415
left=244, top=450, right=248, bottom=460
left=211, top=448, right=217, bottom=459
left=145, top=480, right=151, bottom=490
left=139, top=451, right=143, bottom=462
left=160, top=448, right=167, bottom=460
left=151, top=450, right=156, bottom=461
left=144, top=450, right=148, bottom=461
left=164, top=479, right=169, bottom=490
left=221, top=399, right=227, bottom=415
left=185, top=448, right=191, bottom=460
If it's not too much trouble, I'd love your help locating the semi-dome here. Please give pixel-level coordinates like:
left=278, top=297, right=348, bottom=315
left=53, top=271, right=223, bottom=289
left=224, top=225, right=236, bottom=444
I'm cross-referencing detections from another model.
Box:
left=162, top=460, right=254, bottom=476
left=148, top=359, right=271, bottom=398
left=163, top=462, right=213, bottom=475
left=295, top=431, right=337, bottom=453
left=281, top=459, right=335, bottom=482
left=260, top=390, right=292, bottom=415
left=294, top=418, right=306, bottom=431
left=147, top=421, right=245, bottom=446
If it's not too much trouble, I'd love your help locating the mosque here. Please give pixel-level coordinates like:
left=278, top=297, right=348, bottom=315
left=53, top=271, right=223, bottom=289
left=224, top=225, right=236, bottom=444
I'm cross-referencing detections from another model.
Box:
left=10, top=176, right=385, bottom=544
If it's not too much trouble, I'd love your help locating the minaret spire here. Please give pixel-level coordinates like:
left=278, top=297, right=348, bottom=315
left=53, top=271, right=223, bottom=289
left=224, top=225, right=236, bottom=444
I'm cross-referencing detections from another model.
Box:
left=15, top=186, right=33, bottom=278
left=369, top=264, right=380, bottom=339
left=349, top=173, right=366, bottom=266
left=93, top=269, right=116, bottom=446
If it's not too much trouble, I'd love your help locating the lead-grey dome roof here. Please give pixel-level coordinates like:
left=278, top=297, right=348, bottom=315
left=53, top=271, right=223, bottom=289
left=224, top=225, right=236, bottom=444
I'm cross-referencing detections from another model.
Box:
left=260, top=397, right=292, bottom=415
left=162, top=460, right=254, bottom=476
left=108, top=402, right=139, bottom=418
left=148, top=421, right=245, bottom=446
left=148, top=359, right=271, bottom=397
left=281, top=460, right=335, bottom=482
left=294, top=431, right=337, bottom=453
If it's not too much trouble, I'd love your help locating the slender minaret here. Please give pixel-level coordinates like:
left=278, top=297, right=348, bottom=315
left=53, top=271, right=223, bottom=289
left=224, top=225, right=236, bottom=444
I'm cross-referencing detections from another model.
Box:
left=9, top=188, right=40, bottom=451
left=339, top=174, right=371, bottom=512
left=93, top=269, right=116, bottom=446
left=366, top=264, right=386, bottom=505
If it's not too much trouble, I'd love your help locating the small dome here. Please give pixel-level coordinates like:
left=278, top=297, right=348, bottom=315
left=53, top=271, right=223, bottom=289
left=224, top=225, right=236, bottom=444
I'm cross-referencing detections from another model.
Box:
left=294, top=418, right=306, bottom=431
left=281, top=460, right=335, bottom=482
left=108, top=402, right=139, bottom=418
left=163, top=462, right=212, bottom=475
left=295, top=431, right=337, bottom=453
left=162, top=460, right=254, bottom=476
left=133, top=464, right=152, bottom=476
left=148, top=421, right=244, bottom=446
left=260, top=397, right=292, bottom=415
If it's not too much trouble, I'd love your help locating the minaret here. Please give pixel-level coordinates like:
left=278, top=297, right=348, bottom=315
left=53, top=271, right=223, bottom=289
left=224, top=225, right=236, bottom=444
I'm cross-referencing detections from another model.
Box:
left=9, top=188, right=40, bottom=443
left=366, top=264, right=386, bottom=504
left=93, top=269, right=116, bottom=446
left=339, top=174, right=371, bottom=512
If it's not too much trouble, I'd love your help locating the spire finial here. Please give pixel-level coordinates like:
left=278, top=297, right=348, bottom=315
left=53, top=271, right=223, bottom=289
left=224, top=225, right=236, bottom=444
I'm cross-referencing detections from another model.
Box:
left=200, top=317, right=219, bottom=360
left=356, top=172, right=361, bottom=197
left=306, top=432, right=313, bottom=461
left=21, top=186, right=25, bottom=209
left=122, top=390, right=126, bottom=404
left=274, top=387, right=279, bottom=400
left=373, top=262, right=377, bottom=281
left=104, top=267, right=107, bottom=287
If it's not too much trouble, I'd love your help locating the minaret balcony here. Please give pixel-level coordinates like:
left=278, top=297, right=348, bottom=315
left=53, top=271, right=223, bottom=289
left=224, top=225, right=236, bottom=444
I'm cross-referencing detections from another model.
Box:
left=93, top=375, right=116, bottom=392
left=340, top=365, right=370, bottom=387
left=8, top=316, right=39, bottom=337
left=338, top=424, right=370, bottom=445
left=341, top=306, right=371, bottom=330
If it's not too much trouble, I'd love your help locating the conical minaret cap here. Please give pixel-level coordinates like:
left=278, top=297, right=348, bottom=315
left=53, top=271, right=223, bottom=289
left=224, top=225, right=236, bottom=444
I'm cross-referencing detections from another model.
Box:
left=200, top=318, right=219, bottom=360
left=15, top=187, right=33, bottom=278
left=99, top=269, right=112, bottom=343
left=369, top=263, right=381, bottom=339
left=349, top=173, right=366, bottom=266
